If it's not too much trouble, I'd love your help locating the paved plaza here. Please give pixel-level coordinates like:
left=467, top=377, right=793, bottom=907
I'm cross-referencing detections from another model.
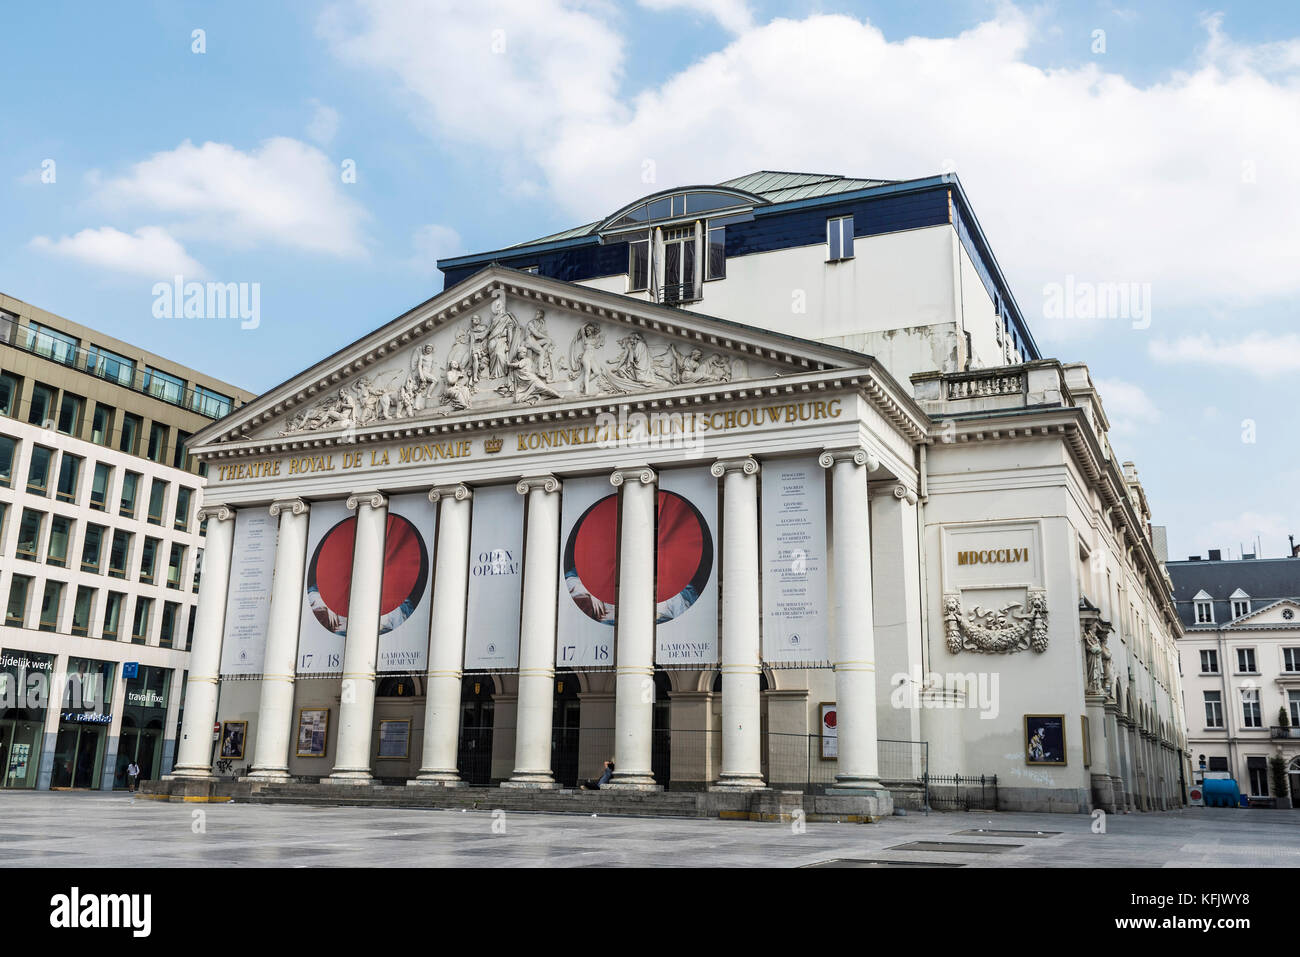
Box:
left=1, top=793, right=1298, bottom=867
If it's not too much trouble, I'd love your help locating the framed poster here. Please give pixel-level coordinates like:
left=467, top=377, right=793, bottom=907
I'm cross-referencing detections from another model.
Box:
left=377, top=719, right=410, bottom=759
left=219, top=720, right=247, bottom=760
left=760, top=456, right=829, bottom=664
left=1081, top=715, right=1091, bottom=768
left=1024, top=714, right=1066, bottom=766
left=819, top=702, right=838, bottom=760
left=296, top=708, right=329, bottom=758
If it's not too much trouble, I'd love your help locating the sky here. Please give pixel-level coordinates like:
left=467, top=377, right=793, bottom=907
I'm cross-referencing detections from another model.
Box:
left=1, top=0, right=1297, bottom=563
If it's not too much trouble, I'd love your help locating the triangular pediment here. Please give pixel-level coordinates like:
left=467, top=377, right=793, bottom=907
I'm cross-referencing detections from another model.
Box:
left=194, top=266, right=867, bottom=448
left=1227, top=598, right=1300, bottom=628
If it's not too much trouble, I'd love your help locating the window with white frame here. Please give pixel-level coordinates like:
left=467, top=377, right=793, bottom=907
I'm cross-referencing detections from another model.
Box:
left=1284, top=647, right=1300, bottom=673
left=1195, top=600, right=1213, bottom=623
left=1236, top=647, right=1257, bottom=674
left=1289, top=690, right=1300, bottom=727
left=1200, top=649, right=1219, bottom=674
left=1204, top=690, right=1223, bottom=728
left=1241, top=687, right=1261, bottom=728
left=826, top=215, right=854, bottom=261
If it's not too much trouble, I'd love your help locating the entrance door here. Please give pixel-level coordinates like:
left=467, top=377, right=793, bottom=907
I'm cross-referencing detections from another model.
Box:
left=51, top=725, right=105, bottom=789
left=651, top=670, right=671, bottom=788
left=552, top=672, right=580, bottom=787
left=458, top=677, right=495, bottom=786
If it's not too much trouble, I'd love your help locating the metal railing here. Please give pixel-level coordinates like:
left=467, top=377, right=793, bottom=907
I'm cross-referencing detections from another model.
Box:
left=1, top=315, right=238, bottom=420
left=1269, top=726, right=1300, bottom=739
left=924, top=773, right=999, bottom=811
left=455, top=726, right=932, bottom=795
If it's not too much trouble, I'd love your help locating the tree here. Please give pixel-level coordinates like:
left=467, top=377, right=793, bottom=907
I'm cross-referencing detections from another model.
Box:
left=1269, top=754, right=1289, bottom=802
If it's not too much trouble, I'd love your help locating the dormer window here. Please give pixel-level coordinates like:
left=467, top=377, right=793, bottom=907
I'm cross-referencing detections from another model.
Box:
left=1230, top=588, right=1250, bottom=619
left=1193, top=590, right=1214, bottom=624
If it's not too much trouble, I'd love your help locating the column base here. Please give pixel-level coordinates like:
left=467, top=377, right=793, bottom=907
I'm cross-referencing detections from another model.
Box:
left=709, top=775, right=768, bottom=792
left=242, top=769, right=293, bottom=783
left=603, top=773, right=662, bottom=792
left=501, top=774, right=562, bottom=790
left=326, top=770, right=376, bottom=785
left=408, top=772, right=468, bottom=788
left=830, top=775, right=885, bottom=792
left=164, top=767, right=213, bottom=781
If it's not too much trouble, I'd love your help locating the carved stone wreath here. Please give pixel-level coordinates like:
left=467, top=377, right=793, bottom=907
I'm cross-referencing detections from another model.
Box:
left=944, top=588, right=1049, bottom=654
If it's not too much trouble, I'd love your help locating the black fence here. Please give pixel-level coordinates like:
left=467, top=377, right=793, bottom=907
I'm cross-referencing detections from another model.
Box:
left=456, top=726, right=935, bottom=796
left=924, top=773, right=1000, bottom=811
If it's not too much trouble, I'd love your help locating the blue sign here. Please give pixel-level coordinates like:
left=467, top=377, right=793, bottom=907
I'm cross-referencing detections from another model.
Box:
left=122, top=662, right=139, bottom=679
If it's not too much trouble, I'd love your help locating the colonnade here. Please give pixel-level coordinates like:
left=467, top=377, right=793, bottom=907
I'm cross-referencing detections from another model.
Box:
left=169, top=449, right=885, bottom=792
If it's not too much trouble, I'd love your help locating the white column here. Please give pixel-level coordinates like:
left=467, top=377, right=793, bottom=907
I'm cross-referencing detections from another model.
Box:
left=169, top=504, right=236, bottom=778
left=606, top=466, right=660, bottom=790
left=504, top=475, right=563, bottom=788
left=328, top=491, right=388, bottom=783
left=818, top=448, right=884, bottom=791
left=247, top=498, right=311, bottom=781
left=711, top=457, right=765, bottom=790
left=411, top=484, right=472, bottom=787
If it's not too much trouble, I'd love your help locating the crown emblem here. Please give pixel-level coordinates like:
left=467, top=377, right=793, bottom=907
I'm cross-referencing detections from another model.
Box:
left=483, top=436, right=503, bottom=454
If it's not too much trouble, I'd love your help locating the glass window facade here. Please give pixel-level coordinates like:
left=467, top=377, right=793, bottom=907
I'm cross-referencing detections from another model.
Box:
left=46, top=515, right=71, bottom=567
left=28, top=383, right=55, bottom=427
left=55, top=453, right=81, bottom=503
left=16, top=509, right=43, bottom=560
left=90, top=462, right=111, bottom=510
left=26, top=445, right=52, bottom=494
left=174, top=486, right=192, bottom=530
left=84, top=345, right=135, bottom=387
left=56, top=392, right=83, bottom=435
left=147, top=478, right=167, bottom=524
left=90, top=403, right=114, bottom=445
left=81, top=524, right=105, bottom=573
left=119, top=413, right=141, bottom=456
left=0, top=649, right=56, bottom=789
left=0, top=373, right=18, bottom=417
left=119, top=471, right=140, bottom=518
left=0, top=435, right=15, bottom=487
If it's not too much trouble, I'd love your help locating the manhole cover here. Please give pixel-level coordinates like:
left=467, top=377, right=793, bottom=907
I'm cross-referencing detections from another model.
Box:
left=801, top=858, right=965, bottom=868
left=952, top=829, right=1060, bottom=838
left=886, top=841, right=1021, bottom=853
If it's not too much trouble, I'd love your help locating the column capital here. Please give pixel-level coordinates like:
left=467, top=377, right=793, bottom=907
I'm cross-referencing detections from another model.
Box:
left=869, top=483, right=918, bottom=504
left=269, top=497, right=310, bottom=517
left=610, top=465, right=656, bottom=487
left=818, top=447, right=879, bottom=471
left=516, top=474, right=562, bottom=495
left=428, top=483, right=472, bottom=503
left=710, top=456, right=759, bottom=478
left=196, top=503, right=235, bottom=523
left=346, top=490, right=388, bottom=510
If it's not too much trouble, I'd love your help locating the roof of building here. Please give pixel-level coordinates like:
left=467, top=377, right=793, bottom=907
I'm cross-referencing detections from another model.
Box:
left=1166, top=554, right=1300, bottom=628
left=507, top=170, right=897, bottom=249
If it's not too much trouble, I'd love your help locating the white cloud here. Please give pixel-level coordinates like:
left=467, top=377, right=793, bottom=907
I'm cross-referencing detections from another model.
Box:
left=1148, top=332, right=1300, bottom=379
left=408, top=223, right=463, bottom=274
left=637, top=0, right=752, bottom=35
left=97, top=137, right=368, bottom=257
left=29, top=226, right=205, bottom=278
left=321, top=4, right=1300, bottom=336
left=307, top=101, right=341, bottom=145
left=1093, top=377, right=1161, bottom=436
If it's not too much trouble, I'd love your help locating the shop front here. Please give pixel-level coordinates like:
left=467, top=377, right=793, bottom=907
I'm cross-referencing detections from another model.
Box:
left=0, top=648, right=54, bottom=789
left=115, top=665, right=171, bottom=788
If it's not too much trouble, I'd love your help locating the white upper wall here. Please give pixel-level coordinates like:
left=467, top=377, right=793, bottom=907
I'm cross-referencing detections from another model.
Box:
left=580, top=224, right=994, bottom=384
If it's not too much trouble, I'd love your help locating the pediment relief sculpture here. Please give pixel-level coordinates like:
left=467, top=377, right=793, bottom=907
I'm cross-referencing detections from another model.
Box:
left=277, top=297, right=761, bottom=438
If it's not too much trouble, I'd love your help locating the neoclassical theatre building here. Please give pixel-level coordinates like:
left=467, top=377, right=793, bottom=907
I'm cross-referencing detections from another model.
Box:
left=167, top=172, right=1188, bottom=812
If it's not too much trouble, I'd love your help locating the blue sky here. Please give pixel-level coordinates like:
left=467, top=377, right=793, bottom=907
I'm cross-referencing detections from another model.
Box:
left=2, top=0, right=1298, bottom=562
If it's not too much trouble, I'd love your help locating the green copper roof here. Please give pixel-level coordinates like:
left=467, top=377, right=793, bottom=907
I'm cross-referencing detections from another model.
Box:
left=506, top=170, right=895, bottom=249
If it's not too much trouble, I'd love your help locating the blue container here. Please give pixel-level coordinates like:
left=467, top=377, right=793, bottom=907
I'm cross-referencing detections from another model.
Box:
left=1202, top=778, right=1243, bottom=808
